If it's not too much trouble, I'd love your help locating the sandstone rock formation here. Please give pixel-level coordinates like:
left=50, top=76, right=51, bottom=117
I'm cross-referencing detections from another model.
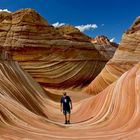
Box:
left=91, top=36, right=118, bottom=60
left=55, top=25, right=91, bottom=42
left=126, top=16, right=140, bottom=34
left=0, top=8, right=140, bottom=140
left=0, top=8, right=116, bottom=90
left=85, top=17, right=140, bottom=94
left=1, top=61, right=140, bottom=139
left=91, top=35, right=118, bottom=48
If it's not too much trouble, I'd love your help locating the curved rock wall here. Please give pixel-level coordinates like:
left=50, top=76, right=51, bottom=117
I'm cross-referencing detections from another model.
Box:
left=85, top=17, right=140, bottom=94
left=0, top=61, right=140, bottom=139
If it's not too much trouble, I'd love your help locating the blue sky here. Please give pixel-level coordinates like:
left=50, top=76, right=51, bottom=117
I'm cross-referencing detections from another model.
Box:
left=0, top=0, right=140, bottom=43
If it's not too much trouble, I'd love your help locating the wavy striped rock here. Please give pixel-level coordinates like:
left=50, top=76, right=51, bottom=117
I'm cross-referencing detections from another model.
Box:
left=0, top=8, right=116, bottom=89
left=1, top=61, right=140, bottom=139
left=85, top=16, right=140, bottom=94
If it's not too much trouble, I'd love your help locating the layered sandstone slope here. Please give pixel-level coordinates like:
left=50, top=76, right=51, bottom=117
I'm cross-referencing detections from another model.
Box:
left=0, top=61, right=48, bottom=117
left=1, top=61, right=140, bottom=139
left=85, top=17, right=140, bottom=94
left=55, top=25, right=91, bottom=42
left=0, top=8, right=90, bottom=48
left=0, top=8, right=116, bottom=89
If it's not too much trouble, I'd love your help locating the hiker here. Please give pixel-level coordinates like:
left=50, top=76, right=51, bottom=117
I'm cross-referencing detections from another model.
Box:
left=60, top=92, right=72, bottom=124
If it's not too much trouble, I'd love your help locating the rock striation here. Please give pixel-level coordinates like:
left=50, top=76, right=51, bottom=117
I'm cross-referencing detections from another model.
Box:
left=0, top=8, right=91, bottom=48
left=85, top=17, right=140, bottom=94
left=55, top=25, right=91, bottom=42
left=1, top=61, right=140, bottom=139
left=0, top=8, right=116, bottom=89
left=0, top=9, right=140, bottom=140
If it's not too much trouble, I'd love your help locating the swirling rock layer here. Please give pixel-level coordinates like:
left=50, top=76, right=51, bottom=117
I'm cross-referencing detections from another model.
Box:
left=1, top=8, right=139, bottom=140
left=85, top=17, right=140, bottom=94
left=0, top=9, right=116, bottom=89
left=1, top=61, right=140, bottom=139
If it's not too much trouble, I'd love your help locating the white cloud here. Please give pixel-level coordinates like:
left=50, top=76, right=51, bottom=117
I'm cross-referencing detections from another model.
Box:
left=75, top=24, right=98, bottom=32
left=0, top=9, right=11, bottom=13
left=52, top=22, right=65, bottom=27
left=52, top=22, right=98, bottom=32
left=110, top=37, right=115, bottom=42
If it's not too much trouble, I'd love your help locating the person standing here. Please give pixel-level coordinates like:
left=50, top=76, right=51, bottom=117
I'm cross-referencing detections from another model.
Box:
left=60, top=92, right=72, bottom=124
